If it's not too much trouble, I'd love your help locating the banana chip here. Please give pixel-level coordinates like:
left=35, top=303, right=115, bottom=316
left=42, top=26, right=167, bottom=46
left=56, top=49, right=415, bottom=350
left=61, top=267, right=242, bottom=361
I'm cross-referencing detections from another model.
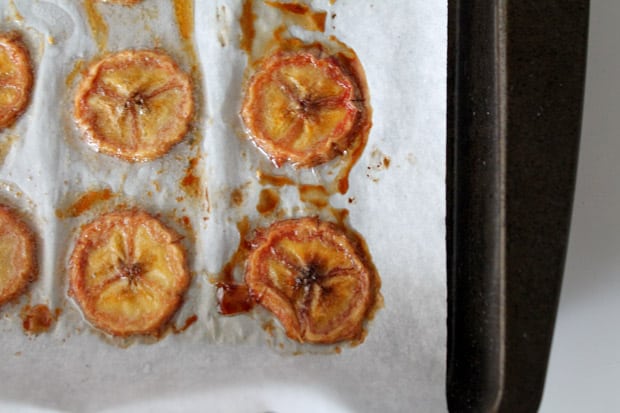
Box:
left=0, top=205, right=37, bottom=307
left=74, top=50, right=194, bottom=162
left=0, top=32, right=33, bottom=130
left=241, top=44, right=369, bottom=168
left=245, top=217, right=379, bottom=344
left=69, top=210, right=190, bottom=337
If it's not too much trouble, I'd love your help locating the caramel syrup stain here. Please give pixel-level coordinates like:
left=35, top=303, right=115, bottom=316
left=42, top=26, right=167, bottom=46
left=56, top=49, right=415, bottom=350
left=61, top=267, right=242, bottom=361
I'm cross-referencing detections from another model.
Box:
left=272, top=25, right=288, bottom=43
left=239, top=0, right=256, bottom=54
left=66, top=59, right=84, bottom=87
left=299, top=184, right=329, bottom=208
left=335, top=110, right=370, bottom=194
left=0, top=135, right=18, bottom=165
left=265, top=1, right=327, bottom=32
left=57, top=188, right=114, bottom=218
left=310, top=10, right=327, bottom=31
left=174, top=213, right=196, bottom=252
left=9, top=0, right=24, bottom=22
left=173, top=0, right=200, bottom=79
left=217, top=283, right=254, bottom=315
left=21, top=305, right=60, bottom=335
left=181, top=215, right=190, bottom=227
left=172, top=314, right=198, bottom=334
left=256, top=188, right=280, bottom=215
left=337, top=64, right=372, bottom=193
left=220, top=217, right=251, bottom=284
left=173, top=0, right=193, bottom=40
left=265, top=1, right=308, bottom=14
left=230, top=187, right=244, bottom=207
left=262, top=320, right=275, bottom=336
left=330, top=207, right=349, bottom=227
left=256, top=170, right=294, bottom=187
left=181, top=157, right=202, bottom=198
left=84, top=0, right=108, bottom=52
left=216, top=217, right=256, bottom=315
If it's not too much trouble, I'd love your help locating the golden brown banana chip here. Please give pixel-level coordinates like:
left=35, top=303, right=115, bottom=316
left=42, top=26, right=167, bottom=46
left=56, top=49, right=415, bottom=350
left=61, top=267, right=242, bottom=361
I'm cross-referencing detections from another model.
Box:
left=0, top=32, right=33, bottom=130
left=69, top=210, right=190, bottom=337
left=74, top=50, right=193, bottom=162
left=241, top=44, right=369, bottom=168
left=245, top=217, right=378, bottom=344
left=0, top=205, right=37, bottom=307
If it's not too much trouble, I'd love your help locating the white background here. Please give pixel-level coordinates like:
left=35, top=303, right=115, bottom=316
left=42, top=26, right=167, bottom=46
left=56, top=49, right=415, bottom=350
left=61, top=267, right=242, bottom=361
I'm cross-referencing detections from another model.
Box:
left=539, top=1, right=620, bottom=411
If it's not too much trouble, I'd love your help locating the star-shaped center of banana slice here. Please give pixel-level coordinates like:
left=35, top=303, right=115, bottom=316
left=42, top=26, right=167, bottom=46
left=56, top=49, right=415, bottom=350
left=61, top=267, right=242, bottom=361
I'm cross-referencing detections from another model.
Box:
left=123, top=93, right=149, bottom=115
left=119, top=261, right=144, bottom=286
left=292, top=95, right=324, bottom=118
left=294, top=261, right=324, bottom=290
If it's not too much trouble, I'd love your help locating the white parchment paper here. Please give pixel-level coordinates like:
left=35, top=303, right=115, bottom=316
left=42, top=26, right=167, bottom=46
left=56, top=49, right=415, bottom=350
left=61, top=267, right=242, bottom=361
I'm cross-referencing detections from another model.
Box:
left=0, top=0, right=447, bottom=411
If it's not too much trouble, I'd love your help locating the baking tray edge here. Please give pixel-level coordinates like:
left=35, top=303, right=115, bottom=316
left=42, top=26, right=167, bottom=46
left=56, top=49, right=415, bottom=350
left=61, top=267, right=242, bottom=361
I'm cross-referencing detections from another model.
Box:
left=447, top=1, right=589, bottom=411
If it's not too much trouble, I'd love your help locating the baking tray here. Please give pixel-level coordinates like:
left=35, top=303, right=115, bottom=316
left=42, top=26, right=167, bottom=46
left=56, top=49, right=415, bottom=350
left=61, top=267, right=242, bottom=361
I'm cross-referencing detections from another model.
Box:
left=447, top=1, right=589, bottom=411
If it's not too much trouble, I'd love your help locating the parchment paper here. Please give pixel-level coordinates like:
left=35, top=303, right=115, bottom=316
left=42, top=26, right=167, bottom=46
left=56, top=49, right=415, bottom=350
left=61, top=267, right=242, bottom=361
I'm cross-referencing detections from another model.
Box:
left=0, top=1, right=447, bottom=411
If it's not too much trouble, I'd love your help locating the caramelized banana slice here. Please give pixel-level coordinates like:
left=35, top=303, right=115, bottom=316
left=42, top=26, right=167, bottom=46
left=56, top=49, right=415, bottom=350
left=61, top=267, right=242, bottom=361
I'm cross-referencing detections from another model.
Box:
left=241, top=45, right=369, bottom=168
left=0, top=32, right=33, bottom=130
left=74, top=50, right=193, bottom=162
left=69, top=210, right=189, bottom=336
left=0, top=205, right=37, bottom=307
left=245, top=217, right=378, bottom=343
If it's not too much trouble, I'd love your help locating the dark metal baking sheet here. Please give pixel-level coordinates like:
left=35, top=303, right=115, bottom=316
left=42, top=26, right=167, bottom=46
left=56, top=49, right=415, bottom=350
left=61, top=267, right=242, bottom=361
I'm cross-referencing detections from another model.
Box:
left=446, top=1, right=589, bottom=411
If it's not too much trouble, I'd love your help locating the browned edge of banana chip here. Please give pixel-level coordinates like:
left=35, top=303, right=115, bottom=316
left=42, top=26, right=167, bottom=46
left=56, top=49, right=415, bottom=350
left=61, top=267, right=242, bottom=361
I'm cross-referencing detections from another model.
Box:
left=68, top=209, right=190, bottom=337
left=245, top=217, right=380, bottom=344
left=241, top=42, right=372, bottom=168
left=0, top=31, right=34, bottom=130
left=0, top=204, right=38, bottom=308
left=73, top=49, right=194, bottom=162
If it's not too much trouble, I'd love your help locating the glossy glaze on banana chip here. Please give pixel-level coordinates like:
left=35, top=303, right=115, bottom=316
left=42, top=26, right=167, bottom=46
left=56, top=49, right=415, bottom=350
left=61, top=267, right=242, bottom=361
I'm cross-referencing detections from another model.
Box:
left=245, top=217, right=379, bottom=344
left=69, top=210, right=189, bottom=336
left=0, top=32, right=33, bottom=130
left=241, top=43, right=370, bottom=168
left=74, top=50, right=193, bottom=162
